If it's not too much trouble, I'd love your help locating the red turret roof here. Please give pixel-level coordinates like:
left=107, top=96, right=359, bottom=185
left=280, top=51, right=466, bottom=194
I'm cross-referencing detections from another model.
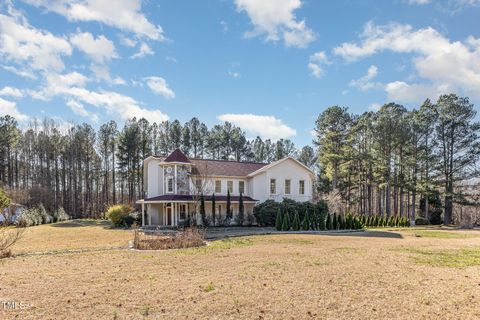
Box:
left=164, top=149, right=191, bottom=163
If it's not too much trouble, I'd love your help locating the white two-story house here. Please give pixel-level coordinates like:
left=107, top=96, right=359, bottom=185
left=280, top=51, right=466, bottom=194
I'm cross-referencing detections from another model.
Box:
left=137, top=149, right=315, bottom=226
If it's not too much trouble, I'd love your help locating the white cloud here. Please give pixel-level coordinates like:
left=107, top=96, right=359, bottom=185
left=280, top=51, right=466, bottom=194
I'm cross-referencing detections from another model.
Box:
left=66, top=99, right=98, bottom=122
left=0, top=97, right=28, bottom=121
left=119, top=35, right=137, bottom=47
left=0, top=86, right=23, bottom=98
left=235, top=0, right=315, bottom=48
left=89, top=64, right=125, bottom=85
left=217, top=114, right=296, bottom=140
left=228, top=71, right=241, bottom=79
left=144, top=76, right=175, bottom=99
left=308, top=51, right=330, bottom=78
left=131, top=42, right=154, bottom=59
left=24, top=0, right=165, bottom=41
left=0, top=13, right=72, bottom=72
left=369, top=103, right=382, bottom=111
left=70, top=31, right=117, bottom=63
left=406, top=0, right=430, bottom=4
left=349, top=65, right=380, bottom=90
left=334, top=22, right=480, bottom=102
left=1, top=65, right=37, bottom=79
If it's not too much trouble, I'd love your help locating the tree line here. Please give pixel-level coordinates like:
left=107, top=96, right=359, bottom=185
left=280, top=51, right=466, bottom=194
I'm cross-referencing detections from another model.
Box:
left=314, top=93, right=480, bottom=224
left=0, top=116, right=312, bottom=218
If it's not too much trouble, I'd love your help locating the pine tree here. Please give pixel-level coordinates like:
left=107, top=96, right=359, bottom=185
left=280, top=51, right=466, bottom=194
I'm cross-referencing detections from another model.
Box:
left=333, top=213, right=338, bottom=230
left=275, top=209, right=283, bottom=231
left=311, top=209, right=318, bottom=230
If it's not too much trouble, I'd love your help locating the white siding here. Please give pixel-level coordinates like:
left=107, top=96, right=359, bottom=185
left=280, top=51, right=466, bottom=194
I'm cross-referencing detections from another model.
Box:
left=251, top=158, right=312, bottom=202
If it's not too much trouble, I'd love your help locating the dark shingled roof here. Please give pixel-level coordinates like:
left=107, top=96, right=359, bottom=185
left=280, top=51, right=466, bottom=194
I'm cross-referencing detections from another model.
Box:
left=154, top=150, right=267, bottom=177
left=144, top=194, right=258, bottom=202
left=164, top=149, right=190, bottom=163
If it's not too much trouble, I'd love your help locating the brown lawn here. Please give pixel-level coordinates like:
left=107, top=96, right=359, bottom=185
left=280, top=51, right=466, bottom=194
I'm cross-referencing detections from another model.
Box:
left=1, top=222, right=480, bottom=319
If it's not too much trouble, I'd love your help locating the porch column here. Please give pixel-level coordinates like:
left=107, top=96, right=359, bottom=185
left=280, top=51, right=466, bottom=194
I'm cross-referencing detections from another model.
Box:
left=141, top=202, right=145, bottom=226
left=170, top=202, right=174, bottom=227
left=148, top=204, right=151, bottom=225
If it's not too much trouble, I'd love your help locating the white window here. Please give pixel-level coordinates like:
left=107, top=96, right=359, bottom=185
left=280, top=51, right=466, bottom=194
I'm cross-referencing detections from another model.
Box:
left=270, top=179, right=276, bottom=194
left=167, top=177, right=174, bottom=193
left=215, top=180, right=222, bottom=193
left=239, top=181, right=245, bottom=194
left=227, top=181, right=233, bottom=193
left=285, top=179, right=291, bottom=195
left=299, top=180, right=305, bottom=195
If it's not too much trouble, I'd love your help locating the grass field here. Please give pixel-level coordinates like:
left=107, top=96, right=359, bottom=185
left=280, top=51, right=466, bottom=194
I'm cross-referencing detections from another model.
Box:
left=1, top=222, right=480, bottom=319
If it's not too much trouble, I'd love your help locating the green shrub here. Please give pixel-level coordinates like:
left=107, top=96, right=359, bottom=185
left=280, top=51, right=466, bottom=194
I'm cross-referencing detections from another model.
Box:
left=415, top=217, right=429, bottom=225
left=292, top=211, right=300, bottom=231
left=338, top=214, right=345, bottom=229
left=53, top=207, right=70, bottom=222
left=254, top=199, right=329, bottom=227
left=275, top=209, right=283, bottom=231
left=37, top=203, right=53, bottom=224
left=429, top=210, right=443, bottom=225
left=319, top=212, right=326, bottom=230
left=106, top=204, right=134, bottom=227
left=332, top=213, right=338, bottom=230
left=310, top=209, right=318, bottom=230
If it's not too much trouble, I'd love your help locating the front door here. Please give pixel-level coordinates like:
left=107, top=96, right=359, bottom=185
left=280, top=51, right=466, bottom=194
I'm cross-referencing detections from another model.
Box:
left=166, top=206, right=172, bottom=225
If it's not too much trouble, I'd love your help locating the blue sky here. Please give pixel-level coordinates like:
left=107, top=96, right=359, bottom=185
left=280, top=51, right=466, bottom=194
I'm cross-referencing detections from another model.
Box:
left=0, top=0, right=479, bottom=146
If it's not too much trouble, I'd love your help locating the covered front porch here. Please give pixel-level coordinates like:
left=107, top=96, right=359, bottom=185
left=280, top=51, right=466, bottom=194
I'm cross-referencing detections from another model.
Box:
left=136, top=195, right=258, bottom=227
left=138, top=201, right=195, bottom=227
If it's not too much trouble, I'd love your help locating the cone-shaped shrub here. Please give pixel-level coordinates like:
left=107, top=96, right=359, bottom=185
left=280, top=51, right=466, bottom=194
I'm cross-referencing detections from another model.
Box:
left=292, top=211, right=300, bottom=231
left=281, top=211, right=290, bottom=231
left=275, top=209, right=283, bottom=231
left=338, top=214, right=345, bottom=229
left=301, top=211, right=310, bottom=230
left=326, top=214, right=332, bottom=230
left=332, top=213, right=338, bottom=230
left=311, top=210, right=318, bottom=230
left=319, top=212, right=326, bottom=230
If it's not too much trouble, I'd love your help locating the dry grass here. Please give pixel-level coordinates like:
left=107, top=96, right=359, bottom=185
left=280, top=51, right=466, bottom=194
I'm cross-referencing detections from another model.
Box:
left=10, top=219, right=131, bottom=254
left=1, top=222, right=480, bottom=319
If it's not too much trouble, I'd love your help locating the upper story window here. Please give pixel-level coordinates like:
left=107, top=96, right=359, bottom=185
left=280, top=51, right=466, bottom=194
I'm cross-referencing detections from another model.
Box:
left=270, top=179, right=276, bottom=194
left=215, top=180, right=222, bottom=194
left=195, top=179, right=202, bottom=192
left=227, top=181, right=233, bottom=193
left=285, top=179, right=291, bottom=195
left=167, top=177, right=174, bottom=193
left=239, top=181, right=245, bottom=194
left=299, top=180, right=305, bottom=195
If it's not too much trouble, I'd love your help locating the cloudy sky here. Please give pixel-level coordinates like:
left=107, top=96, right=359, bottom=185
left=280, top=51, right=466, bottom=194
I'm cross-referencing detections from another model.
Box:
left=0, top=0, right=479, bottom=146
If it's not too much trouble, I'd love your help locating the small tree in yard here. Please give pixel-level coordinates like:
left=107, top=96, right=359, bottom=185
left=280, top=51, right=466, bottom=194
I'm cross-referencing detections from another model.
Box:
left=238, top=192, right=245, bottom=226
left=301, top=210, right=310, bottom=230
left=0, top=189, right=25, bottom=258
left=211, top=193, right=216, bottom=226
left=311, top=209, right=318, bottom=230
left=333, top=213, right=338, bottom=230
left=226, top=190, right=232, bottom=220
left=292, top=211, right=300, bottom=230
left=281, top=210, right=290, bottom=231
left=275, top=209, right=283, bottom=231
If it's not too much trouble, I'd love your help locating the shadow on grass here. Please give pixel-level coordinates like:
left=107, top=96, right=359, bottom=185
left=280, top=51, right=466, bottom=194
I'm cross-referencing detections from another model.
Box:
left=320, top=230, right=403, bottom=239
left=50, top=219, right=113, bottom=229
